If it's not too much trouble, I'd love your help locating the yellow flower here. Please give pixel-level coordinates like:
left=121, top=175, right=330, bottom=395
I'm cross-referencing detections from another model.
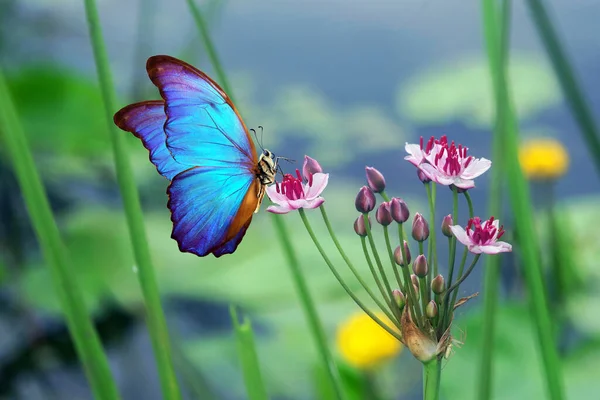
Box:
left=336, top=312, right=402, bottom=368
left=519, top=138, right=569, bottom=180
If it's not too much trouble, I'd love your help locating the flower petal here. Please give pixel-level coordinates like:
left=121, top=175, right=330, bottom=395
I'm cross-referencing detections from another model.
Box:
left=304, top=196, right=325, bottom=209
left=461, top=158, right=492, bottom=179
left=266, top=184, right=287, bottom=204
left=478, top=241, right=512, bottom=254
left=266, top=204, right=293, bottom=214
left=451, top=177, right=476, bottom=189
left=404, top=143, right=425, bottom=166
left=305, top=173, right=329, bottom=199
left=449, top=225, right=472, bottom=247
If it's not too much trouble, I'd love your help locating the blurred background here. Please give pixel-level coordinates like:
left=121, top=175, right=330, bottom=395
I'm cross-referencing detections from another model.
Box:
left=1, top=0, right=600, bottom=398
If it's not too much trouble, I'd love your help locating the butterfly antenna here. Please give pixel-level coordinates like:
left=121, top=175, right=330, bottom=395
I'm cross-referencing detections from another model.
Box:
left=276, top=156, right=296, bottom=164
left=250, top=128, right=265, bottom=152
left=258, top=125, right=265, bottom=149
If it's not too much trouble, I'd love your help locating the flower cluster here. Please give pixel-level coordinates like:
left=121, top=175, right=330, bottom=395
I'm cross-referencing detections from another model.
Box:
left=266, top=135, right=511, bottom=364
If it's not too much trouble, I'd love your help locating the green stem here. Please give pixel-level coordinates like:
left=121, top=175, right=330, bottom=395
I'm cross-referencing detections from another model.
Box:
left=0, top=68, right=120, bottom=400
left=423, top=359, right=442, bottom=400
left=320, top=207, right=398, bottom=325
left=482, top=0, right=565, bottom=398
left=379, top=190, right=391, bottom=202
left=525, top=0, right=600, bottom=177
left=478, top=1, right=510, bottom=397
left=445, top=254, right=481, bottom=309
left=383, top=225, right=404, bottom=291
left=83, top=1, right=181, bottom=398
left=425, top=183, right=438, bottom=277
left=363, top=214, right=394, bottom=302
left=361, top=237, right=393, bottom=307
left=463, top=191, right=474, bottom=219
left=450, top=247, right=470, bottom=308
left=298, top=210, right=402, bottom=343
left=273, top=214, right=346, bottom=400
left=397, top=224, right=423, bottom=323
left=230, top=306, right=268, bottom=400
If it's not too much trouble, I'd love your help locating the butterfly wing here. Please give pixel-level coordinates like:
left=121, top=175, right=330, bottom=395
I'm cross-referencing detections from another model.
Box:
left=113, top=100, right=188, bottom=180
left=146, top=55, right=260, bottom=257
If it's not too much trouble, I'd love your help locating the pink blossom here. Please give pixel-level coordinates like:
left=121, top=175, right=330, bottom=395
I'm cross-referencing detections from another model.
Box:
left=266, top=157, right=328, bottom=214
left=449, top=216, right=512, bottom=255
left=405, top=136, right=491, bottom=189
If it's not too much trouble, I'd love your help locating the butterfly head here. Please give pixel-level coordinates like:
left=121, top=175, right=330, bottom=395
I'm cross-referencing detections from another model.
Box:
left=257, top=149, right=277, bottom=185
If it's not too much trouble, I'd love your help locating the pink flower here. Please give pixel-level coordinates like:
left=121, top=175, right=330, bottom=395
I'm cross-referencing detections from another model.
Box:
left=449, top=216, right=512, bottom=255
left=405, top=136, right=491, bottom=189
left=266, top=157, right=328, bottom=214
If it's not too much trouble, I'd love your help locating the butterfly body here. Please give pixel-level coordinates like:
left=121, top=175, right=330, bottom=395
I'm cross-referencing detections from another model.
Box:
left=114, top=55, right=276, bottom=257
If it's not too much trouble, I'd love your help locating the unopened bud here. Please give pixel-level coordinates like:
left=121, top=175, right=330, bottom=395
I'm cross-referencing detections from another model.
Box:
left=355, top=186, right=376, bottom=213
left=412, top=213, right=430, bottom=242
left=417, top=169, right=432, bottom=183
left=432, top=274, right=445, bottom=294
left=376, top=202, right=393, bottom=226
left=390, top=197, right=409, bottom=223
left=426, top=301, right=438, bottom=318
left=303, top=155, right=323, bottom=177
left=353, top=215, right=371, bottom=237
left=441, top=214, right=453, bottom=237
left=411, top=274, right=419, bottom=287
left=392, top=289, right=405, bottom=308
left=393, top=241, right=411, bottom=266
left=365, top=166, right=386, bottom=193
left=412, top=254, right=428, bottom=278
left=413, top=284, right=420, bottom=301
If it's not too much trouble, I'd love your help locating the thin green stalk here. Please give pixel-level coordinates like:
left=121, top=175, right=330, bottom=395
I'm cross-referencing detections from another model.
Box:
left=361, top=237, right=393, bottom=306
left=273, top=214, right=346, bottom=400
left=482, top=0, right=565, bottom=397
left=423, top=359, right=442, bottom=400
left=450, top=247, right=470, bottom=308
left=299, top=210, right=402, bottom=343
left=397, top=224, right=422, bottom=323
left=418, top=277, right=428, bottom=316
left=186, top=0, right=234, bottom=99
left=363, top=214, right=394, bottom=302
left=379, top=191, right=391, bottom=202
left=0, top=68, right=120, bottom=400
left=320, top=207, right=398, bottom=325
left=478, top=0, right=510, bottom=397
left=383, top=226, right=404, bottom=291
left=463, top=191, right=474, bottom=219
left=425, top=183, right=438, bottom=276
left=525, top=0, right=600, bottom=177
left=230, top=306, right=268, bottom=400
left=83, top=1, right=181, bottom=398
left=446, top=254, right=481, bottom=309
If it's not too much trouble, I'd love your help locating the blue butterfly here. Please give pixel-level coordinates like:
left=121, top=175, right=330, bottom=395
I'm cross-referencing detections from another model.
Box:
left=114, top=55, right=277, bottom=257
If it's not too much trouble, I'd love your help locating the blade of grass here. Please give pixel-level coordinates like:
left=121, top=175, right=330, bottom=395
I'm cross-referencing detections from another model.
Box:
left=525, top=0, right=600, bottom=177
left=0, top=67, right=120, bottom=400
left=481, top=0, right=565, bottom=398
left=184, top=2, right=346, bottom=398
left=82, top=1, right=181, bottom=399
left=478, top=0, right=511, bottom=398
left=230, top=306, right=268, bottom=400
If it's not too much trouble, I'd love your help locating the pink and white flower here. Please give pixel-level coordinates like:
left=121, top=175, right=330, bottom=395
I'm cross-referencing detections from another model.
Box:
left=449, top=216, right=512, bottom=255
left=266, top=156, right=328, bottom=214
left=405, top=136, right=491, bottom=189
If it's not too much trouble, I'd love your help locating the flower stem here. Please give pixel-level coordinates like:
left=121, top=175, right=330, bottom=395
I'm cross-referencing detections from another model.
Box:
left=425, top=183, right=438, bottom=277
left=298, top=211, right=402, bottom=342
left=450, top=247, right=470, bottom=307
left=444, top=254, right=481, bottom=308
left=83, top=0, right=181, bottom=398
left=363, top=214, right=394, bottom=302
left=463, top=191, right=474, bottom=219
left=397, top=224, right=423, bottom=323
left=319, top=207, right=398, bottom=325
left=0, top=64, right=121, bottom=400
left=273, top=214, right=346, bottom=400
left=423, top=359, right=442, bottom=400
left=383, top=226, right=404, bottom=291
left=361, top=237, right=393, bottom=307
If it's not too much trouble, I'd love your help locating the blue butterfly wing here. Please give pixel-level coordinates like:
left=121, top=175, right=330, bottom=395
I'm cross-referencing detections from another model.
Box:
left=113, top=100, right=188, bottom=180
left=146, top=55, right=260, bottom=257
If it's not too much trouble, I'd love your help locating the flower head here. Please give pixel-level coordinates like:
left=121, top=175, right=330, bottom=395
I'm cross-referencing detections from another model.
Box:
left=303, top=155, right=323, bottom=177
left=405, top=135, right=491, bottom=189
left=365, top=166, right=386, bottom=193
left=266, top=167, right=328, bottom=214
left=376, top=202, right=393, bottom=226
left=450, top=216, right=512, bottom=254
left=336, top=312, right=401, bottom=368
left=519, top=138, right=569, bottom=180
left=355, top=186, right=376, bottom=213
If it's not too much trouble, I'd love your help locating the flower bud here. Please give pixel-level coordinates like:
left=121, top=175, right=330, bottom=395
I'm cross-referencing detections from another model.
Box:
left=413, top=284, right=420, bottom=301
left=355, top=186, right=376, bottom=213
left=392, top=289, right=405, bottom=309
left=412, top=213, right=430, bottom=242
left=376, top=202, right=393, bottom=226
left=417, top=169, right=431, bottom=183
left=412, top=254, right=428, bottom=278
left=353, top=215, right=371, bottom=237
left=441, top=214, right=454, bottom=237
left=390, top=197, right=409, bottom=223
left=432, top=274, right=445, bottom=294
left=411, top=274, right=419, bottom=288
left=426, top=300, right=438, bottom=318
left=303, top=155, right=322, bottom=177
left=365, top=166, right=386, bottom=193
left=393, top=241, right=411, bottom=266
